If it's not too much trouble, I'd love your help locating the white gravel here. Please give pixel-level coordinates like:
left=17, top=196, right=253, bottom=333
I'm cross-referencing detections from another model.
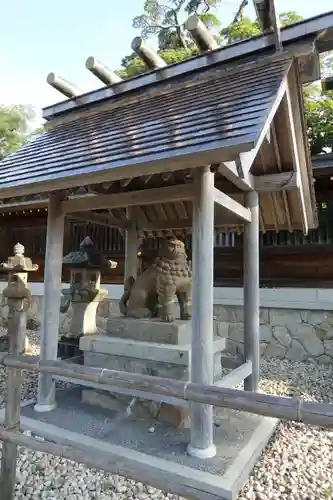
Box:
left=0, top=330, right=332, bottom=500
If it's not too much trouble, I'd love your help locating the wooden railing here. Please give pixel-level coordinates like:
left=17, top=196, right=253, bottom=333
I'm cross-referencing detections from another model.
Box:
left=0, top=350, right=333, bottom=498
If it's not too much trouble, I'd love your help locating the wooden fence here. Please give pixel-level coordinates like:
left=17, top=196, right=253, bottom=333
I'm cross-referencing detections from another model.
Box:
left=0, top=348, right=333, bottom=498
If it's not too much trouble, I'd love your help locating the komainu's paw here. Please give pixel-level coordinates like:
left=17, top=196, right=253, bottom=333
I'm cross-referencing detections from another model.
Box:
left=128, top=308, right=152, bottom=319
left=161, top=314, right=175, bottom=323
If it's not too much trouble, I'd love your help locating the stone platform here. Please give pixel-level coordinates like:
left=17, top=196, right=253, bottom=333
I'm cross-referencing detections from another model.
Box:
left=81, top=317, right=225, bottom=378
left=1, top=389, right=277, bottom=500
left=79, top=316, right=226, bottom=426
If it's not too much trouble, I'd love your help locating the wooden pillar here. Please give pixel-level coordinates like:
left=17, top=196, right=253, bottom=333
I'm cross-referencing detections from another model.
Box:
left=124, top=207, right=138, bottom=280
left=243, top=191, right=260, bottom=392
left=187, top=166, right=216, bottom=459
left=35, top=194, right=65, bottom=412
left=0, top=285, right=30, bottom=499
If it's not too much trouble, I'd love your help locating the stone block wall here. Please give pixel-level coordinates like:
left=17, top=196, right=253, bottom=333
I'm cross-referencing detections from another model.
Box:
left=213, top=305, right=333, bottom=364
left=0, top=293, right=332, bottom=364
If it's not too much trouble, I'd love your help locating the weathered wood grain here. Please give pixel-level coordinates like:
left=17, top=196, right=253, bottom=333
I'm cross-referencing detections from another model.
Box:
left=1, top=355, right=333, bottom=428
left=243, top=191, right=260, bottom=392
left=0, top=297, right=27, bottom=500
left=189, top=167, right=216, bottom=458
left=35, top=194, right=65, bottom=412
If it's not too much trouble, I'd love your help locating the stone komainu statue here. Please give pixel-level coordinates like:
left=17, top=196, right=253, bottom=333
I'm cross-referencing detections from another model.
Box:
left=119, top=237, right=192, bottom=323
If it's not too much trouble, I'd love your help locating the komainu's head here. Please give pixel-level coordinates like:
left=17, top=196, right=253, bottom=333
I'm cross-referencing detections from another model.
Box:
left=160, top=237, right=186, bottom=262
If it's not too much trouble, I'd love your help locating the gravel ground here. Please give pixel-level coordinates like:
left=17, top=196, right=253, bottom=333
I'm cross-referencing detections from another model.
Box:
left=0, top=329, right=332, bottom=500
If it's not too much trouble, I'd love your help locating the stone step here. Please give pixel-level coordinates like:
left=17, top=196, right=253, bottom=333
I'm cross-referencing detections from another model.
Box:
left=106, top=316, right=192, bottom=345
left=80, top=335, right=226, bottom=365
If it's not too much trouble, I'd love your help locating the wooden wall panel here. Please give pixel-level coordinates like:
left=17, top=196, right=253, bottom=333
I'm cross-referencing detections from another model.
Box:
left=1, top=213, right=333, bottom=288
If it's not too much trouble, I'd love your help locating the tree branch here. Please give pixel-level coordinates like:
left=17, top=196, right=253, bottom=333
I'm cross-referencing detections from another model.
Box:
left=231, top=0, right=248, bottom=25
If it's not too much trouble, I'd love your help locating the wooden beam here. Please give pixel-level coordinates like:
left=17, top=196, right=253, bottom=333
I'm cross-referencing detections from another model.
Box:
left=35, top=194, right=65, bottom=413
left=120, top=178, right=132, bottom=188
left=61, top=184, right=194, bottom=213
left=185, top=15, right=218, bottom=52
left=269, top=0, right=282, bottom=52
left=271, top=125, right=293, bottom=231
left=0, top=287, right=27, bottom=499
left=131, top=37, right=167, bottom=70
left=283, top=86, right=308, bottom=233
left=125, top=207, right=138, bottom=280
left=218, top=161, right=255, bottom=191
left=253, top=0, right=282, bottom=51
left=189, top=167, right=216, bottom=459
left=136, top=218, right=192, bottom=231
left=215, top=361, right=252, bottom=389
left=142, top=175, right=152, bottom=184
left=238, top=77, right=288, bottom=176
left=218, top=164, right=298, bottom=193
left=3, top=355, right=333, bottom=428
left=68, top=211, right=129, bottom=228
left=85, top=56, right=123, bottom=85
left=243, top=191, right=260, bottom=392
left=214, top=188, right=251, bottom=223
left=254, top=171, right=298, bottom=193
left=46, top=73, right=83, bottom=99
left=160, top=172, right=173, bottom=182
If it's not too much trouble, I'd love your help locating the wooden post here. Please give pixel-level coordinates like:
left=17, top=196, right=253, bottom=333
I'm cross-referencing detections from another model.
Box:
left=124, top=207, right=138, bottom=280
left=0, top=285, right=30, bottom=499
left=243, top=191, right=260, bottom=392
left=187, top=166, right=216, bottom=459
left=35, top=194, right=65, bottom=412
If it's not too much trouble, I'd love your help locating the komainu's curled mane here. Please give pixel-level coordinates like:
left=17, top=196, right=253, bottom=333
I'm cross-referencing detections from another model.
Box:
left=119, top=237, right=192, bottom=323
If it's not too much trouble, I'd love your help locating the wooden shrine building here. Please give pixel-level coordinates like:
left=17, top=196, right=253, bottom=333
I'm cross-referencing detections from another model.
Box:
left=1, top=12, right=333, bottom=287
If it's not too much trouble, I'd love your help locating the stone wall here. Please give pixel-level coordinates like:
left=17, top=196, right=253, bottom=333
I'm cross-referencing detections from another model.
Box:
left=1, top=294, right=332, bottom=364
left=213, top=305, right=333, bottom=364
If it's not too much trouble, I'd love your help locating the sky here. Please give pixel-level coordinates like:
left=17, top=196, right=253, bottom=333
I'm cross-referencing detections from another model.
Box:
left=0, top=0, right=332, bottom=126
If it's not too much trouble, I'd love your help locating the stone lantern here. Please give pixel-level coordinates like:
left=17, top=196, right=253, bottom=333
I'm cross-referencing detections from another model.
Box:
left=60, top=236, right=117, bottom=339
left=0, top=243, right=38, bottom=352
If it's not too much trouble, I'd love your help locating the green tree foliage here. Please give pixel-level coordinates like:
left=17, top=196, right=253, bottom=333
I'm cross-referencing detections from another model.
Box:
left=220, top=10, right=303, bottom=44
left=0, top=105, right=37, bottom=160
left=119, top=0, right=221, bottom=77
left=121, top=3, right=333, bottom=154
left=120, top=7, right=306, bottom=78
left=304, top=86, right=333, bottom=155
left=132, top=0, right=222, bottom=49
left=118, top=46, right=198, bottom=78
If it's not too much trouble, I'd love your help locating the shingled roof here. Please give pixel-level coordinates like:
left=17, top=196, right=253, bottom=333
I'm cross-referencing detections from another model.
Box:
left=0, top=9, right=327, bottom=235
left=0, top=56, right=291, bottom=194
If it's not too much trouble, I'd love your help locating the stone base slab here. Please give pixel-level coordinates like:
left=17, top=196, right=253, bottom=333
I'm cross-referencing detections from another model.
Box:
left=106, top=316, right=192, bottom=345
left=81, top=331, right=225, bottom=428
left=83, top=350, right=223, bottom=380
left=13, top=388, right=279, bottom=500
left=81, top=389, right=191, bottom=429
left=80, top=335, right=226, bottom=366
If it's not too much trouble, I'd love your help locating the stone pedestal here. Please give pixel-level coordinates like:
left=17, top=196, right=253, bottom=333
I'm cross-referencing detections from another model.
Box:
left=80, top=316, right=226, bottom=428
left=0, top=243, right=38, bottom=354
left=67, top=290, right=107, bottom=337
